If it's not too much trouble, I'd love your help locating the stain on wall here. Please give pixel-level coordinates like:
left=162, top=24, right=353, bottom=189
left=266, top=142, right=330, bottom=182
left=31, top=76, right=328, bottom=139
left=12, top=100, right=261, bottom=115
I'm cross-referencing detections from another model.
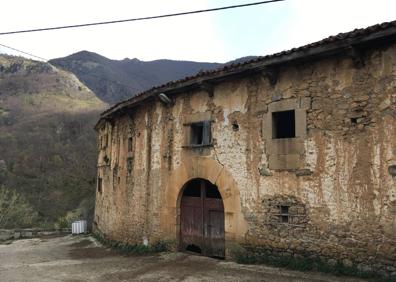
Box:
left=94, top=43, right=396, bottom=274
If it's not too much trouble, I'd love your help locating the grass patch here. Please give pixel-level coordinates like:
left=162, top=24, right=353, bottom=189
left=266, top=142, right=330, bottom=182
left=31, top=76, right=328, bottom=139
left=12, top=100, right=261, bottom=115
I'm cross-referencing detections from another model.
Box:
left=230, top=246, right=394, bottom=281
left=93, top=232, right=170, bottom=256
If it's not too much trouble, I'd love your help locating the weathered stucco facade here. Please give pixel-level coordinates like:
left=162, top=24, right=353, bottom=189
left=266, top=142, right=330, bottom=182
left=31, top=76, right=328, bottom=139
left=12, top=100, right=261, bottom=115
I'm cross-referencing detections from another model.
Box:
left=95, top=22, right=396, bottom=275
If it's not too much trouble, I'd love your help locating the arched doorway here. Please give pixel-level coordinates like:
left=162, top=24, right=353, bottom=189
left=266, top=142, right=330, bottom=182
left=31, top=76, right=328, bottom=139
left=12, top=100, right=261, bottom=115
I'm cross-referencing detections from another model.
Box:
left=179, top=178, right=225, bottom=258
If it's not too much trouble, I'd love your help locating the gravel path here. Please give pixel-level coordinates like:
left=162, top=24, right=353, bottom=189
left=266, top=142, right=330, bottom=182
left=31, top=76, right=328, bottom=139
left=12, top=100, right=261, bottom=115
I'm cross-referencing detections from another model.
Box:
left=0, top=235, right=367, bottom=282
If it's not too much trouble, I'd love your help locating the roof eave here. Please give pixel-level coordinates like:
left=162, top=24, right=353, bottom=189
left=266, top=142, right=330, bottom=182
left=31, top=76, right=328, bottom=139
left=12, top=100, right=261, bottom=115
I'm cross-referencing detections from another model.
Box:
left=97, top=24, right=396, bottom=124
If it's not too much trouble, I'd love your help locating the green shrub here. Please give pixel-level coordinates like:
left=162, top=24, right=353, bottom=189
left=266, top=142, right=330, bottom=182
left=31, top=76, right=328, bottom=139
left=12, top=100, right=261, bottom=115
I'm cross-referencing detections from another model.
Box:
left=54, top=216, right=69, bottom=229
left=0, top=185, right=38, bottom=228
left=92, top=231, right=170, bottom=255
left=230, top=246, right=382, bottom=280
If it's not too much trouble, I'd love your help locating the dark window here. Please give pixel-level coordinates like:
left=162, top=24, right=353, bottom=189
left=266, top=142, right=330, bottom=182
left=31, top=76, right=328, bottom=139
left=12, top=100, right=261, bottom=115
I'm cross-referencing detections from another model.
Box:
left=128, top=137, right=133, bottom=152
left=279, top=205, right=289, bottom=223
left=127, top=157, right=133, bottom=175
left=272, top=110, right=295, bottom=139
left=97, top=177, right=102, bottom=193
left=190, top=121, right=211, bottom=146
left=232, top=121, right=239, bottom=131
left=113, top=166, right=118, bottom=190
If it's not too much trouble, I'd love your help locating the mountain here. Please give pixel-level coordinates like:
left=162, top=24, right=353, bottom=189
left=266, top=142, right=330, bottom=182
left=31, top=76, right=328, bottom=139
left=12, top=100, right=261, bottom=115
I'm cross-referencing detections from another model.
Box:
left=0, top=54, right=107, bottom=227
left=50, top=51, right=223, bottom=104
left=0, top=51, right=256, bottom=227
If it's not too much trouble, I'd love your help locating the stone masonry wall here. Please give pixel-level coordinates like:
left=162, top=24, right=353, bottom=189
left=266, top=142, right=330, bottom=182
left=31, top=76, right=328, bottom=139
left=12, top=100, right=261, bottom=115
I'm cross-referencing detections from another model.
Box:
left=94, top=43, right=396, bottom=275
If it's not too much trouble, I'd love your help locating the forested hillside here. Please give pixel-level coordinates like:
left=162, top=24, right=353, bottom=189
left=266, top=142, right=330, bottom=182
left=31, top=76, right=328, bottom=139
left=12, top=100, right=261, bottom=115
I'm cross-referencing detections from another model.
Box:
left=0, top=55, right=107, bottom=227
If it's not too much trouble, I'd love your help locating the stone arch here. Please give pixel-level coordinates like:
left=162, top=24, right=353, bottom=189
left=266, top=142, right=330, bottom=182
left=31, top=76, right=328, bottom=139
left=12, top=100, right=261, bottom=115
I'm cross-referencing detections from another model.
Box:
left=160, top=156, right=248, bottom=254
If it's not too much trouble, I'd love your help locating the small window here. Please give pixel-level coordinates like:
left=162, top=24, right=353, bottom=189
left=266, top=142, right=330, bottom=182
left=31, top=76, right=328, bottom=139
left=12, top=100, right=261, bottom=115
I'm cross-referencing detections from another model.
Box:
left=127, top=157, right=133, bottom=175
left=278, top=205, right=289, bottom=223
left=97, top=177, right=103, bottom=193
left=127, top=137, right=133, bottom=152
left=272, top=110, right=295, bottom=139
left=190, top=121, right=211, bottom=146
left=113, top=167, right=118, bottom=190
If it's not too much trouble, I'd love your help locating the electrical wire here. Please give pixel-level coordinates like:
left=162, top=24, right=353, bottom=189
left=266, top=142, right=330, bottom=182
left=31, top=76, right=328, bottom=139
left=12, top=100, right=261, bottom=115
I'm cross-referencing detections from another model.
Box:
left=0, top=0, right=285, bottom=36
left=0, top=43, right=47, bottom=61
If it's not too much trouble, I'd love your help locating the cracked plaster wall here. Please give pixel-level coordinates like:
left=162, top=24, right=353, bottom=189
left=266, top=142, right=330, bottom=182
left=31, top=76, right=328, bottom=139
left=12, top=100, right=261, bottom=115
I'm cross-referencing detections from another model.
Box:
left=94, top=43, right=396, bottom=272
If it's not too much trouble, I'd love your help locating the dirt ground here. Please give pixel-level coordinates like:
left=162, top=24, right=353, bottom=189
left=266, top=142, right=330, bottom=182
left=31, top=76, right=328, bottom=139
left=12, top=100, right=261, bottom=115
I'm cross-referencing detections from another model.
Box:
left=0, top=235, right=367, bottom=282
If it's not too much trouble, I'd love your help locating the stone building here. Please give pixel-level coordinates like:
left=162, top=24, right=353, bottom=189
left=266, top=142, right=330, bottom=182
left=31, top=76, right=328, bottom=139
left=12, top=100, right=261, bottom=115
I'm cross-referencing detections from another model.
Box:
left=94, top=21, right=396, bottom=274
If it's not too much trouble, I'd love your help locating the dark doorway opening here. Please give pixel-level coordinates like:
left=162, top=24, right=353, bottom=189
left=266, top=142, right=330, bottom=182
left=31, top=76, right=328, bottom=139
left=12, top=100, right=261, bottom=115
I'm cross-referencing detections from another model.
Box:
left=180, top=178, right=225, bottom=258
left=186, top=244, right=202, bottom=254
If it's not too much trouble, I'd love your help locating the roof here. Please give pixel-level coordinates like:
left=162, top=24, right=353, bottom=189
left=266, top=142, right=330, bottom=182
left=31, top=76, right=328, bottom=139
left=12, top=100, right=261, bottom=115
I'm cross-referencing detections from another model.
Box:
left=97, top=20, right=396, bottom=126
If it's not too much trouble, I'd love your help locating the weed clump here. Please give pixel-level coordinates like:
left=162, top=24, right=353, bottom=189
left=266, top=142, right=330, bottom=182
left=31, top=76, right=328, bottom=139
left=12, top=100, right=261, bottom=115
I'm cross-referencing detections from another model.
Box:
left=93, top=232, right=170, bottom=255
left=230, top=246, right=393, bottom=281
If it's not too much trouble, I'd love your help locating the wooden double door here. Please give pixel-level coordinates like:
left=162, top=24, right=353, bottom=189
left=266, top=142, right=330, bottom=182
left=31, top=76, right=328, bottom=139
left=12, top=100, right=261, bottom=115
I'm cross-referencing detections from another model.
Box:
left=180, top=179, right=225, bottom=258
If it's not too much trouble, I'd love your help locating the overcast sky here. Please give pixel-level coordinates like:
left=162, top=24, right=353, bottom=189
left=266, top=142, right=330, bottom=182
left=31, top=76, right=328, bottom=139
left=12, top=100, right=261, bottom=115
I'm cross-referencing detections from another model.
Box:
left=0, top=0, right=395, bottom=63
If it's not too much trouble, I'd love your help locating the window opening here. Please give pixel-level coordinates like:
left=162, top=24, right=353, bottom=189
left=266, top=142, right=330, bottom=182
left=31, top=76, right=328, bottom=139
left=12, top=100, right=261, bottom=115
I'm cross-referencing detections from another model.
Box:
left=127, top=157, right=133, bottom=175
left=279, top=205, right=289, bottom=223
left=272, top=110, right=295, bottom=139
left=128, top=137, right=133, bottom=152
left=97, top=177, right=103, bottom=193
left=190, top=121, right=211, bottom=146
left=232, top=121, right=239, bottom=131
left=191, top=122, right=204, bottom=145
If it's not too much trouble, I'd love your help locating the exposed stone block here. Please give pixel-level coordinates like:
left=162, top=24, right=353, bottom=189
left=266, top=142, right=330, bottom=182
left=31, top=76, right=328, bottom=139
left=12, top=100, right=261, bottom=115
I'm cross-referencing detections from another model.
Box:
left=268, top=154, right=301, bottom=170
left=295, top=169, right=313, bottom=176
left=389, top=165, right=396, bottom=176
left=258, top=167, right=272, bottom=176
left=267, top=138, right=304, bottom=155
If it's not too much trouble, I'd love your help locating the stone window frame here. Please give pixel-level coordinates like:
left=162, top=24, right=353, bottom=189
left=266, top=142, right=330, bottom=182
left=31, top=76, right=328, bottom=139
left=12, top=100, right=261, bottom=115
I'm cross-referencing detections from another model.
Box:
left=182, top=111, right=213, bottom=148
left=263, top=97, right=310, bottom=170
left=264, top=195, right=309, bottom=227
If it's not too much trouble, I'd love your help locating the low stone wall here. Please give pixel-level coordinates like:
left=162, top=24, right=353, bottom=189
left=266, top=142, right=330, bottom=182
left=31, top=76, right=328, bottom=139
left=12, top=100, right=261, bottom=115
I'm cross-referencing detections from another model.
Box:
left=0, top=228, right=71, bottom=241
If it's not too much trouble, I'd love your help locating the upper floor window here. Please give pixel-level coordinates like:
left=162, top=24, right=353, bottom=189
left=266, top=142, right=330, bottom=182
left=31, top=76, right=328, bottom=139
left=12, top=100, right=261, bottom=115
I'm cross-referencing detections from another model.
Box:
left=127, top=137, right=133, bottom=152
left=272, top=110, right=295, bottom=139
left=97, top=177, right=103, bottom=193
left=189, top=121, right=211, bottom=146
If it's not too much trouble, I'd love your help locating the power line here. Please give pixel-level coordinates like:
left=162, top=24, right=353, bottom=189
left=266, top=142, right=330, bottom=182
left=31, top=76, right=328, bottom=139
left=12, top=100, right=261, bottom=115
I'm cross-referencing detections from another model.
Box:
left=0, top=43, right=47, bottom=61
left=0, top=0, right=285, bottom=36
